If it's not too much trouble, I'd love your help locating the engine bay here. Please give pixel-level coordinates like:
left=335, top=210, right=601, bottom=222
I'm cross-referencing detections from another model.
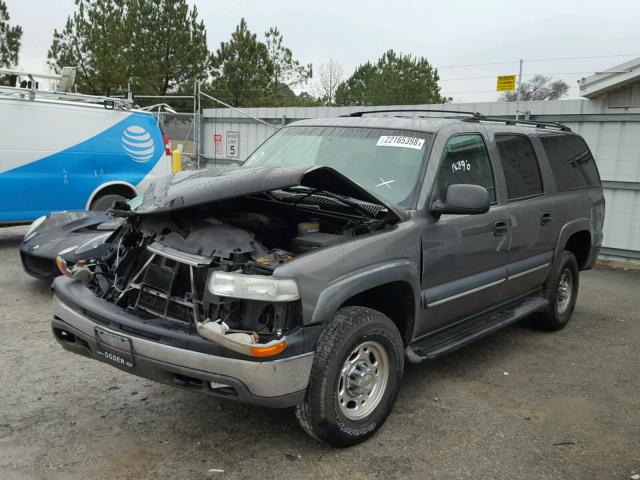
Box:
left=70, top=186, right=396, bottom=351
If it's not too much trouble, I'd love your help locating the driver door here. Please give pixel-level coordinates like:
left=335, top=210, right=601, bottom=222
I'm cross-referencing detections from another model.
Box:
left=418, top=133, right=511, bottom=336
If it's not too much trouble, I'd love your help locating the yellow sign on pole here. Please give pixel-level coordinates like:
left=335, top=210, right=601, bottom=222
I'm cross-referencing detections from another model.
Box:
left=497, top=75, right=517, bottom=92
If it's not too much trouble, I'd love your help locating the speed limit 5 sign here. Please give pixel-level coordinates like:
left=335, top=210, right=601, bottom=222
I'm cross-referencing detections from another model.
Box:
left=226, top=131, right=240, bottom=158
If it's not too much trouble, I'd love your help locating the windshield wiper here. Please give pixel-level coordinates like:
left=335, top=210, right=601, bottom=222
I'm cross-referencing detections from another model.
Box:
left=287, top=186, right=383, bottom=219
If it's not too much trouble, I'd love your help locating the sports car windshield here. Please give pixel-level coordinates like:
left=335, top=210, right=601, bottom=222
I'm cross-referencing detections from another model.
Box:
left=243, top=126, right=432, bottom=207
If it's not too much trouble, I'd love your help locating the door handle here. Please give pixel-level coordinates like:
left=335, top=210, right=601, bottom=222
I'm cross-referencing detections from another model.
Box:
left=540, top=212, right=552, bottom=226
left=493, top=220, right=509, bottom=236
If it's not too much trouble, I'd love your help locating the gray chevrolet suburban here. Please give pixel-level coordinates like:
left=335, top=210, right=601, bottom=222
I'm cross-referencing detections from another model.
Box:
left=51, top=110, right=604, bottom=447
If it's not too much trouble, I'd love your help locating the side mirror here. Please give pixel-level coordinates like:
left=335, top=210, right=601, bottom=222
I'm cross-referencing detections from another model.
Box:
left=430, top=184, right=490, bottom=215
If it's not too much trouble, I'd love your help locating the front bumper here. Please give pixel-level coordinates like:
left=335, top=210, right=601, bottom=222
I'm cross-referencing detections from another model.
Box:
left=52, top=295, right=313, bottom=407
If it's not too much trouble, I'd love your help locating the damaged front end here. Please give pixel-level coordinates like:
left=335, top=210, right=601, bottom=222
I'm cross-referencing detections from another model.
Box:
left=64, top=166, right=401, bottom=358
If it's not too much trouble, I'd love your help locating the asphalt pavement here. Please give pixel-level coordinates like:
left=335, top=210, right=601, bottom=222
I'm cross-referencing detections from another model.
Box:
left=1, top=225, right=638, bottom=480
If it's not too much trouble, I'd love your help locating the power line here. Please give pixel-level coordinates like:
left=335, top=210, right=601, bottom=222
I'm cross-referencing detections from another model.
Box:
left=526, top=53, right=640, bottom=63
left=199, top=53, right=635, bottom=101
left=200, top=74, right=583, bottom=94
left=440, top=72, right=595, bottom=81
left=437, top=60, right=520, bottom=69
left=441, top=86, right=579, bottom=95
left=435, top=53, right=640, bottom=69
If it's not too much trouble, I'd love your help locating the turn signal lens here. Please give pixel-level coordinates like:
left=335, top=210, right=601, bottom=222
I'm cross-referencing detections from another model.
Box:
left=249, top=339, right=287, bottom=357
left=55, top=256, right=71, bottom=277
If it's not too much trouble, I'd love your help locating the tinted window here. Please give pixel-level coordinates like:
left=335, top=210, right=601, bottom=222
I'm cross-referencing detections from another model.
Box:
left=540, top=135, right=601, bottom=191
left=495, top=134, right=544, bottom=200
left=435, top=134, right=496, bottom=203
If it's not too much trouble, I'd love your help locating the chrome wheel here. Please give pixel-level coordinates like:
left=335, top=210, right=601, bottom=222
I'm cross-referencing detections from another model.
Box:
left=556, top=268, right=573, bottom=314
left=337, top=340, right=389, bottom=421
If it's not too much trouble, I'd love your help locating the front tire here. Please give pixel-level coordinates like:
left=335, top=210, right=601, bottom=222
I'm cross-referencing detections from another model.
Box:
left=537, top=250, right=579, bottom=331
left=90, top=194, right=127, bottom=211
left=295, top=306, right=404, bottom=447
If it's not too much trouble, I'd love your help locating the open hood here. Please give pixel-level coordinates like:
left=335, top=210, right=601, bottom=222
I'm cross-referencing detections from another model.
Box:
left=132, top=166, right=406, bottom=221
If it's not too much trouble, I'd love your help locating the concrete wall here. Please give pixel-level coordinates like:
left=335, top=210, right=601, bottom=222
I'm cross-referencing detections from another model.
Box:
left=201, top=99, right=640, bottom=260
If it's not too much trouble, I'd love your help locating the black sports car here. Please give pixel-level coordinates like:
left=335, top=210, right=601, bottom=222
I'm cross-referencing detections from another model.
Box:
left=20, top=211, right=121, bottom=279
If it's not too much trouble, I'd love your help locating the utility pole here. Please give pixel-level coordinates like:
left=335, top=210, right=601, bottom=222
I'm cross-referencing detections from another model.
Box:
left=515, top=58, right=523, bottom=120
left=194, top=80, right=199, bottom=168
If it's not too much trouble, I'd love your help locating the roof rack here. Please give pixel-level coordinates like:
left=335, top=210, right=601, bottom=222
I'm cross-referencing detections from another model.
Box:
left=341, top=108, right=571, bottom=132
left=344, top=109, right=481, bottom=117
left=0, top=67, right=132, bottom=110
left=0, top=85, right=133, bottom=109
left=464, top=114, right=571, bottom=132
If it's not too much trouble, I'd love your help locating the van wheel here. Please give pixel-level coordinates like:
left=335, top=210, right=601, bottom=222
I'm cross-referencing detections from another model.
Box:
left=90, top=194, right=127, bottom=211
left=537, top=251, right=579, bottom=331
left=295, top=306, right=404, bottom=447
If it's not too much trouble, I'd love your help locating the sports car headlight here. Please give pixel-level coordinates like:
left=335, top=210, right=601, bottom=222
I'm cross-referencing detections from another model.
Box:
left=24, top=215, right=47, bottom=241
left=208, top=272, right=300, bottom=302
left=74, top=232, right=113, bottom=255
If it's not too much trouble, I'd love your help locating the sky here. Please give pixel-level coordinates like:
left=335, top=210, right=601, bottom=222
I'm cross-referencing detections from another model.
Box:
left=6, top=0, right=640, bottom=103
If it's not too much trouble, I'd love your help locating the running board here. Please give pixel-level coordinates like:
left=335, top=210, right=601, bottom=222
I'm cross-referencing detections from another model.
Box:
left=406, top=295, right=548, bottom=363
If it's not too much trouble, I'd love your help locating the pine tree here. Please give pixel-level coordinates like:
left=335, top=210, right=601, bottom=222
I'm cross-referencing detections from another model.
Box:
left=48, top=0, right=133, bottom=95
left=128, top=0, right=209, bottom=95
left=335, top=50, right=448, bottom=106
left=264, top=27, right=311, bottom=97
left=208, top=18, right=272, bottom=107
left=48, top=0, right=209, bottom=96
left=0, top=0, right=23, bottom=68
left=208, top=19, right=315, bottom=107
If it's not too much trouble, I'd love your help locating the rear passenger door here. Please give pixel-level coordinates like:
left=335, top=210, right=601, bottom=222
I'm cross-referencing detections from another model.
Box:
left=494, top=134, right=555, bottom=299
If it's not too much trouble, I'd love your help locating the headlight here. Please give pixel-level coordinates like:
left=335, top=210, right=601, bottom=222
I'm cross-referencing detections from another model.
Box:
left=209, top=271, right=300, bottom=302
left=58, top=245, right=79, bottom=256
left=74, top=232, right=112, bottom=255
left=24, top=215, right=47, bottom=241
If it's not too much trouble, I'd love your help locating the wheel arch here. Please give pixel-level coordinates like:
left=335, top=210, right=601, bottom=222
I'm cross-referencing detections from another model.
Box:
left=309, top=260, right=420, bottom=346
left=556, top=219, right=592, bottom=270
left=85, top=181, right=138, bottom=210
left=564, top=230, right=592, bottom=270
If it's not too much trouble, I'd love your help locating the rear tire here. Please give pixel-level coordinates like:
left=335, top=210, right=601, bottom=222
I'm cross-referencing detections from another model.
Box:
left=90, top=194, right=127, bottom=211
left=536, top=250, right=579, bottom=331
left=295, top=306, right=404, bottom=447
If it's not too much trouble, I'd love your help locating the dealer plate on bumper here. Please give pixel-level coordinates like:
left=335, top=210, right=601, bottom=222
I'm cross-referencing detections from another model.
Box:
left=95, top=327, right=134, bottom=368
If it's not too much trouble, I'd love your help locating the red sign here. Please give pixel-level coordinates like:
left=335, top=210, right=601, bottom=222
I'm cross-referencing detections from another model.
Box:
left=214, top=134, right=222, bottom=154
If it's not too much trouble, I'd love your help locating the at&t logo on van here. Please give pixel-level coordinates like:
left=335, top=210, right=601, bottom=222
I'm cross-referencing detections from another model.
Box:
left=122, top=125, right=155, bottom=163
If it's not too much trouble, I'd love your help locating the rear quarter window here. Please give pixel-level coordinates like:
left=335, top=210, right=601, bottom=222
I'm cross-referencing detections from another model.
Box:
left=539, top=135, right=601, bottom=191
left=495, top=134, right=544, bottom=200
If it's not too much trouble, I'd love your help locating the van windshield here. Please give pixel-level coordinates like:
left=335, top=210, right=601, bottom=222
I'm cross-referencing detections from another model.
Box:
left=243, top=126, right=432, bottom=207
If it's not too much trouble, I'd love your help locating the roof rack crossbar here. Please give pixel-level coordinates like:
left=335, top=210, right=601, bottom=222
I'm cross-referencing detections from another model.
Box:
left=463, top=115, right=571, bottom=132
left=343, top=109, right=482, bottom=118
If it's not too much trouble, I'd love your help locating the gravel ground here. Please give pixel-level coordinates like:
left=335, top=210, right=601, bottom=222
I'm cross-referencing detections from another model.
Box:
left=1, top=225, right=639, bottom=480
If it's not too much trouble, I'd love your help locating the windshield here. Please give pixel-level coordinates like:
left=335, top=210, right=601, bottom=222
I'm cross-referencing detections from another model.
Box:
left=243, top=126, right=432, bottom=207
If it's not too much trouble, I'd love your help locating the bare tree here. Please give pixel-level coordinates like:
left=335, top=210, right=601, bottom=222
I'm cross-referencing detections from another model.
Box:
left=316, top=59, right=344, bottom=106
left=503, top=74, right=569, bottom=101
